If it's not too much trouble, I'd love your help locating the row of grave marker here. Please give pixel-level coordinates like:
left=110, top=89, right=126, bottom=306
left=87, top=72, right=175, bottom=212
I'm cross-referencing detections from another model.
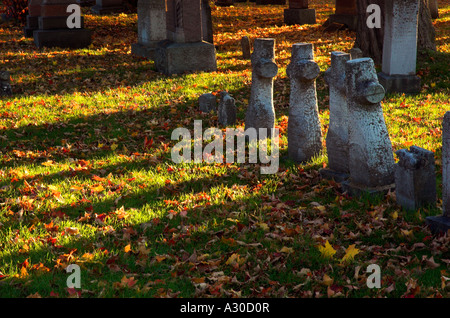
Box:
left=201, top=38, right=449, bottom=234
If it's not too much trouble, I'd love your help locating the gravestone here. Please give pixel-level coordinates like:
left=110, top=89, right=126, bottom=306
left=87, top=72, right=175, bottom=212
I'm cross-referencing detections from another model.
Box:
left=131, top=0, right=166, bottom=59
left=287, top=43, right=322, bottom=163
left=33, top=0, right=92, bottom=48
left=0, top=71, right=12, bottom=96
left=428, top=0, right=439, bottom=19
left=284, top=0, right=316, bottom=26
left=199, top=93, right=217, bottom=113
left=154, top=0, right=217, bottom=75
left=241, top=36, right=251, bottom=59
left=244, top=38, right=278, bottom=138
left=320, top=51, right=351, bottom=181
left=378, top=0, right=421, bottom=94
left=24, top=0, right=43, bottom=38
left=426, top=112, right=450, bottom=234
left=216, top=0, right=234, bottom=6
left=218, top=91, right=236, bottom=126
left=91, top=0, right=124, bottom=14
left=341, top=58, right=395, bottom=197
left=324, top=0, right=357, bottom=30
left=395, top=146, right=436, bottom=211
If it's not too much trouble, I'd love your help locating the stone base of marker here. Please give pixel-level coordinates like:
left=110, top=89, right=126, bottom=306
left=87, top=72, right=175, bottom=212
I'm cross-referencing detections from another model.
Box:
left=154, top=41, right=217, bottom=75
left=24, top=16, right=39, bottom=38
left=284, top=8, right=316, bottom=25
left=378, top=72, right=421, bottom=94
left=341, top=180, right=395, bottom=198
left=91, top=0, right=123, bottom=14
left=319, top=168, right=349, bottom=183
left=425, top=216, right=450, bottom=235
left=131, top=42, right=157, bottom=59
left=324, top=14, right=357, bottom=30
left=33, top=28, right=92, bottom=49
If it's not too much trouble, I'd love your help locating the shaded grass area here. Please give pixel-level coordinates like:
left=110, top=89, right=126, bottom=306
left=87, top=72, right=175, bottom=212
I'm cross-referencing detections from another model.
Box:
left=0, top=0, right=449, bottom=298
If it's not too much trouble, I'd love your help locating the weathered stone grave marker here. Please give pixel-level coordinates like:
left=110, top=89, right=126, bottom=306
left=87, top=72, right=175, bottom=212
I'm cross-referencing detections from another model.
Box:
left=287, top=43, right=322, bottom=163
left=154, top=0, right=217, bottom=75
left=218, top=91, right=236, bottom=126
left=395, top=146, right=436, bottom=211
left=199, top=93, right=217, bottom=113
left=426, top=112, right=450, bottom=234
left=245, top=38, right=278, bottom=138
left=33, top=0, right=92, bottom=48
left=0, top=71, right=12, bottom=96
left=241, top=36, right=251, bottom=60
left=341, top=57, right=395, bottom=196
left=378, top=0, right=421, bottom=94
left=320, top=51, right=350, bottom=181
left=284, top=0, right=316, bottom=26
left=131, top=0, right=166, bottom=58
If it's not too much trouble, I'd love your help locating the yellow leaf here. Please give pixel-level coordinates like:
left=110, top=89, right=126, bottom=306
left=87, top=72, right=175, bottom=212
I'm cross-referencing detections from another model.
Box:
left=318, top=241, right=337, bottom=259
left=124, top=244, right=131, bottom=253
left=322, top=274, right=333, bottom=286
left=111, top=143, right=118, bottom=151
left=280, top=246, right=294, bottom=254
left=340, top=244, right=360, bottom=263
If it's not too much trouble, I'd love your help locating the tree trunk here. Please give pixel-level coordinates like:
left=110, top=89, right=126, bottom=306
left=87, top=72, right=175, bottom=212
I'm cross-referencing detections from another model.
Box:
left=354, top=0, right=436, bottom=65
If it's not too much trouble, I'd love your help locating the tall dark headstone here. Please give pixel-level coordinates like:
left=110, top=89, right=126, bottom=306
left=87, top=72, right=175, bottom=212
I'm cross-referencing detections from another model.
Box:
left=33, top=0, right=92, bottom=49
left=154, top=0, right=217, bottom=75
left=284, top=0, right=316, bottom=26
left=324, top=0, right=357, bottom=30
left=24, top=0, right=43, bottom=37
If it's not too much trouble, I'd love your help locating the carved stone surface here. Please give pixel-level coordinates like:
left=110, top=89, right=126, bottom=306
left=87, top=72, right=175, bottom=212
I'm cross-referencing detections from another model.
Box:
left=287, top=43, right=322, bottom=163
left=244, top=38, right=278, bottom=138
left=341, top=58, right=395, bottom=196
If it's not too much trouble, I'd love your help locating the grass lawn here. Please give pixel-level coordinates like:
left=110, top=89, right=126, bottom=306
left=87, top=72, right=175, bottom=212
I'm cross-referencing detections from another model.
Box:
left=0, top=0, right=449, bottom=298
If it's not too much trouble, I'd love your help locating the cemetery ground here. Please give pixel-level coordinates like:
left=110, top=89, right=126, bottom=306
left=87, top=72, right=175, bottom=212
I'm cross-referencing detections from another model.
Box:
left=0, top=0, right=449, bottom=298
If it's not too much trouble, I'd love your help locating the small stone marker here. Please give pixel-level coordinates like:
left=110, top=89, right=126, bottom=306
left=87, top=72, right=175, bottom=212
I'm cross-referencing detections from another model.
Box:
left=287, top=43, right=322, bottom=163
left=154, top=0, right=217, bottom=75
left=0, top=71, right=12, bottom=96
left=24, top=0, right=43, bottom=38
left=218, top=91, right=236, bottom=126
left=349, top=47, right=363, bottom=59
left=378, top=0, right=421, bottom=94
left=33, top=0, right=92, bottom=49
left=426, top=112, right=450, bottom=234
left=341, top=58, right=395, bottom=197
left=91, top=0, right=124, bottom=15
left=131, top=0, right=167, bottom=59
left=241, top=36, right=251, bottom=60
left=284, top=0, right=316, bottom=26
left=320, top=51, right=351, bottom=181
left=244, top=38, right=278, bottom=138
left=323, top=0, right=357, bottom=30
left=395, top=146, right=436, bottom=211
left=199, top=93, right=217, bottom=113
